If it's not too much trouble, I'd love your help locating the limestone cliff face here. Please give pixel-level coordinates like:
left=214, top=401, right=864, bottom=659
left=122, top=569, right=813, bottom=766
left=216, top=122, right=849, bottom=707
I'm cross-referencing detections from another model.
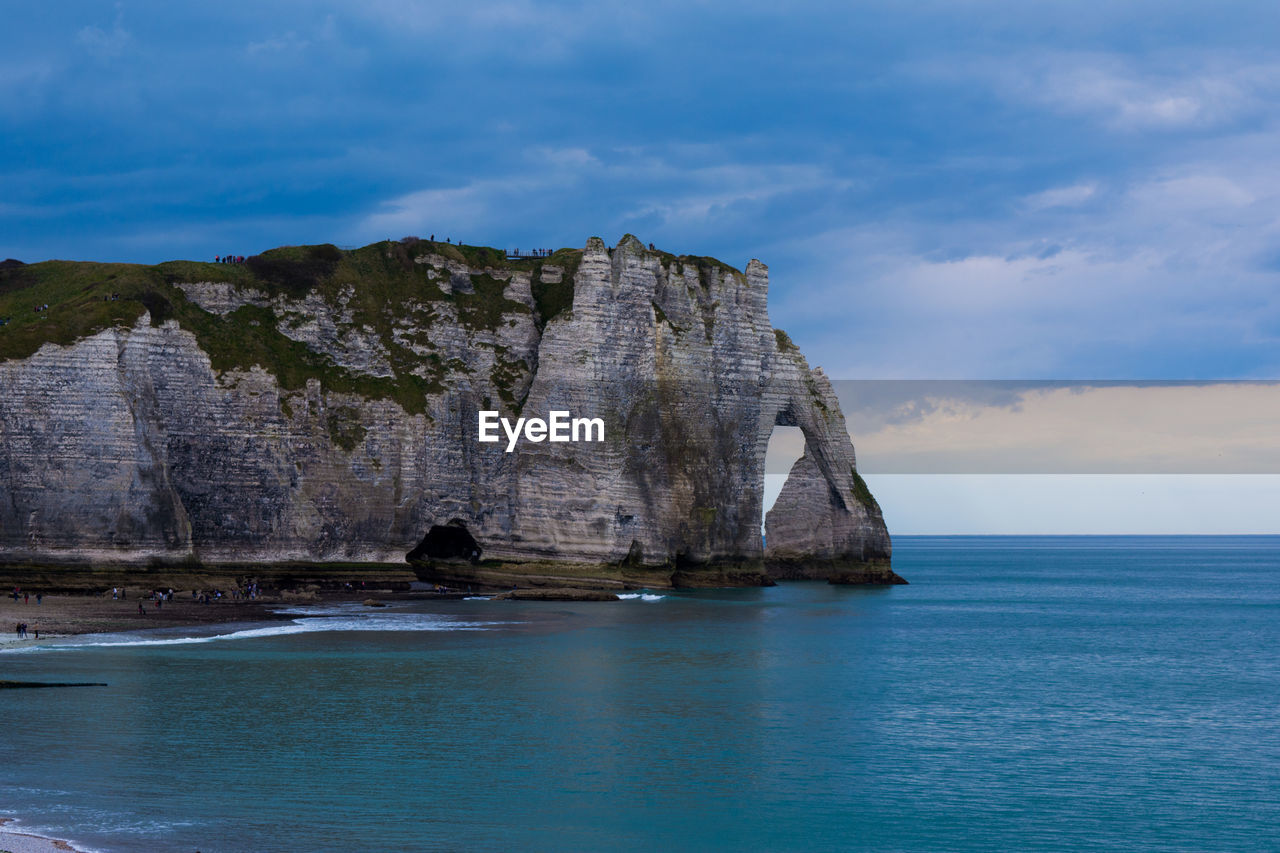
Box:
left=0, top=237, right=892, bottom=586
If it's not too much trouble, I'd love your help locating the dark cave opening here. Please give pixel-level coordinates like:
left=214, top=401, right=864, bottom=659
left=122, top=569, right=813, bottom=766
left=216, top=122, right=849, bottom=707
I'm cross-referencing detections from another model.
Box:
left=406, top=521, right=482, bottom=563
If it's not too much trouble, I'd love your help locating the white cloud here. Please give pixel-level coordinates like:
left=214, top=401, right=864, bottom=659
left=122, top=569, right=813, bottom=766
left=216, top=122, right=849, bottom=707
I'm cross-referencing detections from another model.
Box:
left=767, top=115, right=1280, bottom=379
left=918, top=51, right=1280, bottom=133
left=778, top=222, right=1265, bottom=378
left=1126, top=173, right=1256, bottom=211
left=360, top=179, right=525, bottom=239
left=1023, top=182, right=1098, bottom=210
left=1036, top=56, right=1280, bottom=132
left=1042, top=66, right=1214, bottom=129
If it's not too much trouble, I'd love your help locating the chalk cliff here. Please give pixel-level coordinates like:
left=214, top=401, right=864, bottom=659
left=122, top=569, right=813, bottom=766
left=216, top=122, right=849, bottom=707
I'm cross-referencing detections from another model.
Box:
left=0, top=237, right=895, bottom=587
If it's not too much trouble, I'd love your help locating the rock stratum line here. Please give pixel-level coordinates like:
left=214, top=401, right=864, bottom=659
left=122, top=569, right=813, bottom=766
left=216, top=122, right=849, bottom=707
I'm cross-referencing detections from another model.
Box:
left=0, top=236, right=898, bottom=588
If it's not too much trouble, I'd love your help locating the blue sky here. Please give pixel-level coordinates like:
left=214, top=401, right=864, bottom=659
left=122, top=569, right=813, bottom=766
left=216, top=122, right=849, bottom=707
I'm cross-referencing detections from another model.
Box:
left=7, top=0, right=1280, bottom=380
left=6, top=2, right=1280, bottom=531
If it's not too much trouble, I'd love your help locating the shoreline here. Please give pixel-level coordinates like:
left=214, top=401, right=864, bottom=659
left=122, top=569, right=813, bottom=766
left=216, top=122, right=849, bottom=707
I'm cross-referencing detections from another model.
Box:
left=0, top=587, right=480, bottom=853
left=1, top=591, right=290, bottom=644
left=0, top=818, right=85, bottom=853
left=0, top=586, right=470, bottom=646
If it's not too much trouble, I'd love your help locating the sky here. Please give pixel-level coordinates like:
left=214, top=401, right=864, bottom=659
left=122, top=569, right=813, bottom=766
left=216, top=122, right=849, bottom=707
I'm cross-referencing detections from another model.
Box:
left=5, top=1, right=1280, bottom=532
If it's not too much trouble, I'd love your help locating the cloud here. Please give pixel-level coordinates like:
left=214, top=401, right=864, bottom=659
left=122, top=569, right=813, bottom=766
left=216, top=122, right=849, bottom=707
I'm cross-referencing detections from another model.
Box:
left=247, top=31, right=310, bottom=57
left=6, top=1, right=1280, bottom=389
left=1023, top=182, right=1098, bottom=211
left=1039, top=65, right=1218, bottom=129
left=1020, top=53, right=1279, bottom=131
left=1127, top=173, right=1255, bottom=211
left=841, top=382, right=1280, bottom=474
left=354, top=149, right=847, bottom=254
left=908, top=49, right=1280, bottom=133
left=764, top=381, right=1280, bottom=475
left=622, top=163, right=846, bottom=230
left=359, top=178, right=541, bottom=239
left=76, top=7, right=132, bottom=60
left=766, top=110, right=1280, bottom=380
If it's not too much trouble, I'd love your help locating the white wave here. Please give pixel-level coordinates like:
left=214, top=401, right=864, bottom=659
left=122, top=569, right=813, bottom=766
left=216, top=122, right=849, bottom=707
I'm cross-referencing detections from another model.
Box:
left=0, top=819, right=109, bottom=853
left=0, top=613, right=502, bottom=653
left=617, top=593, right=666, bottom=601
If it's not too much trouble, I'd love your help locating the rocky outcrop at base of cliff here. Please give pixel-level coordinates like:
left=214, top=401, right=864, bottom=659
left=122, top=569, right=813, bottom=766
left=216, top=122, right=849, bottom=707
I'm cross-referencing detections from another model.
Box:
left=0, top=236, right=894, bottom=586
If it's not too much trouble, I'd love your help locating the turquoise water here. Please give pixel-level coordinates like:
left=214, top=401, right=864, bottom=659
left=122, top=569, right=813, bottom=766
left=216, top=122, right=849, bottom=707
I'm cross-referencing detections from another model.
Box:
left=2, top=536, right=1279, bottom=852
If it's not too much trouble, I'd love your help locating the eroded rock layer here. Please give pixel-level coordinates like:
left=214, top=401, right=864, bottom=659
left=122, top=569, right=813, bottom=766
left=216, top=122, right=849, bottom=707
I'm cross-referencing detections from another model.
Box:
left=0, top=236, right=892, bottom=587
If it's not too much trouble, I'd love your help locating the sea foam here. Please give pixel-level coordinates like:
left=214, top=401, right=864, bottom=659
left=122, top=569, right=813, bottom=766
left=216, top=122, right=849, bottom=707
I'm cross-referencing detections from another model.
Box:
left=0, top=612, right=501, bottom=653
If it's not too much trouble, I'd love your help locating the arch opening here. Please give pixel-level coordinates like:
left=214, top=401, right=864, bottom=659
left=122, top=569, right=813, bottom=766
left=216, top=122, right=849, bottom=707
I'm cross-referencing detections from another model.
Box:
left=762, top=424, right=805, bottom=542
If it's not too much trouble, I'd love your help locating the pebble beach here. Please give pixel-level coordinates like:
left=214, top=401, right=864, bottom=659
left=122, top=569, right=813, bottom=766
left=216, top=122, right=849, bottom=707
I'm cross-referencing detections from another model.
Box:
left=0, top=819, right=83, bottom=853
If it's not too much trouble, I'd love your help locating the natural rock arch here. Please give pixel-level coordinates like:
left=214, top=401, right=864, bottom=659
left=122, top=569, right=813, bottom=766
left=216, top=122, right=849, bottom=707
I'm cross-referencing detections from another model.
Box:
left=758, top=371, right=898, bottom=583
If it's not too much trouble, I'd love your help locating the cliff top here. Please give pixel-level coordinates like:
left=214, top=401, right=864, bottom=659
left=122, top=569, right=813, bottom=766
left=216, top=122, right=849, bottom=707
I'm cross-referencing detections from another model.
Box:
left=0, top=237, right=752, bottom=414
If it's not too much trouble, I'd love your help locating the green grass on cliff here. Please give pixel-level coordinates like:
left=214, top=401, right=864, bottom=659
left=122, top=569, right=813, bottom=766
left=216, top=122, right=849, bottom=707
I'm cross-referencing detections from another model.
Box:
left=0, top=240, right=580, bottom=414
left=0, top=260, right=153, bottom=359
left=850, top=467, right=882, bottom=514
left=0, top=238, right=747, bottom=414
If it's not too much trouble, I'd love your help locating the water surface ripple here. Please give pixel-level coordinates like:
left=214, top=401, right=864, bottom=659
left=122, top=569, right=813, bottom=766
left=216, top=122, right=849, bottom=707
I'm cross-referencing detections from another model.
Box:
left=2, top=536, right=1277, bottom=851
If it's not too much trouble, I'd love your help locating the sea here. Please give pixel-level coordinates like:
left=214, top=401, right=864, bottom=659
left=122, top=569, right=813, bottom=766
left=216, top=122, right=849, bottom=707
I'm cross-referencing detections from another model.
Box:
left=1, top=536, right=1278, bottom=852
